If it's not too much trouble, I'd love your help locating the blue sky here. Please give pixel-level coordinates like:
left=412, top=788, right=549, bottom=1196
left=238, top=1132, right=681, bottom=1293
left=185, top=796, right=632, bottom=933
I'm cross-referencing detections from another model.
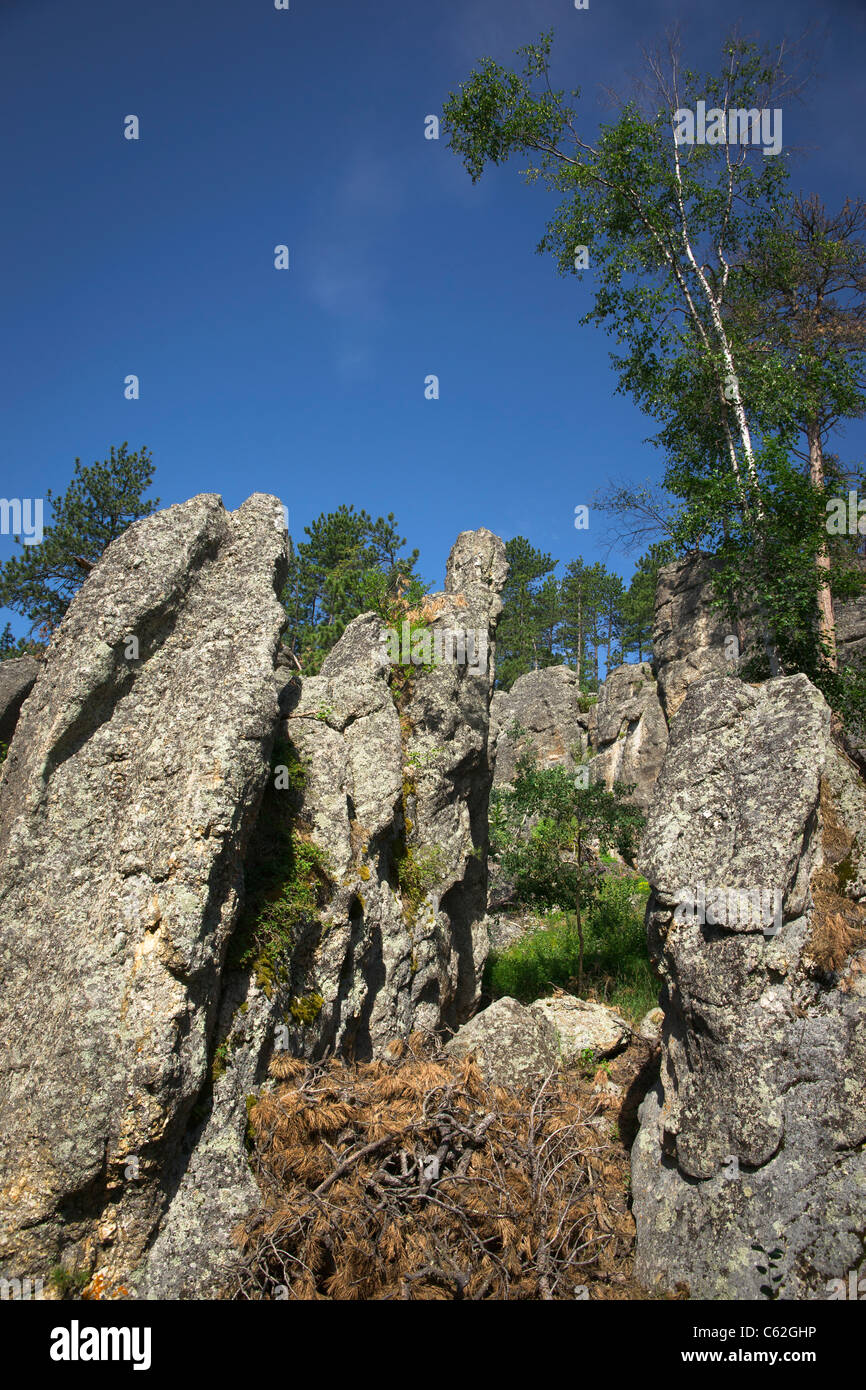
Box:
left=1, top=0, right=865, bottom=631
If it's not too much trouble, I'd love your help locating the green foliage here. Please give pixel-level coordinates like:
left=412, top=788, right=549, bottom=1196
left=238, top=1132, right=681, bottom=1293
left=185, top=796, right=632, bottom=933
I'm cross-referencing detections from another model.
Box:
left=228, top=736, right=330, bottom=997
left=486, top=873, right=654, bottom=1020
left=229, top=831, right=332, bottom=995
left=0, top=443, right=158, bottom=636
left=443, top=29, right=866, bottom=725
left=49, top=1266, right=91, bottom=1299
left=496, top=536, right=559, bottom=689
left=490, top=741, right=645, bottom=990
left=281, top=505, right=423, bottom=673
left=495, top=541, right=638, bottom=689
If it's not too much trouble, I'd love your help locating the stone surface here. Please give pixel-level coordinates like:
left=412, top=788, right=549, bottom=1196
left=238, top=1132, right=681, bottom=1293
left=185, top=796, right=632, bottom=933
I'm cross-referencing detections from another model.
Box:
left=490, top=665, right=589, bottom=788
left=257, top=528, right=508, bottom=1066
left=445, top=996, right=559, bottom=1089
left=835, top=556, right=866, bottom=669
left=0, top=654, right=39, bottom=747
left=0, top=493, right=288, bottom=1294
left=652, top=555, right=732, bottom=722
left=588, top=662, right=668, bottom=810
left=636, top=1007, right=664, bottom=1045
left=529, top=996, right=630, bottom=1063
left=632, top=673, right=866, bottom=1299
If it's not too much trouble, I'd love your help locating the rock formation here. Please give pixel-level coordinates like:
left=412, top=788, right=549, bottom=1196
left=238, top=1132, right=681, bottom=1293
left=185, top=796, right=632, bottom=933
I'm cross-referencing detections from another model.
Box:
left=0, top=653, right=39, bottom=748
left=587, top=662, right=668, bottom=811
left=631, top=673, right=866, bottom=1298
left=652, top=555, right=732, bottom=722
left=0, top=493, right=288, bottom=1296
left=490, top=665, right=589, bottom=787
left=444, top=996, right=560, bottom=1088
left=142, top=526, right=507, bottom=1296
left=0, top=502, right=508, bottom=1299
left=268, top=527, right=508, bottom=1059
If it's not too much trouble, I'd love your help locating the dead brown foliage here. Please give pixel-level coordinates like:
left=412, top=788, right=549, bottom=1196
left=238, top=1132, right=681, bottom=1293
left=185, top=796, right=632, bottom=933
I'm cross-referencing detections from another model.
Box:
left=806, top=779, right=866, bottom=976
left=233, top=1033, right=639, bottom=1300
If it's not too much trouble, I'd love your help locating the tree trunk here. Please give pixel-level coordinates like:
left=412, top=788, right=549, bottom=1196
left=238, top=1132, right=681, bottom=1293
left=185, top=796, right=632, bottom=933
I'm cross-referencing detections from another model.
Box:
left=808, top=419, right=837, bottom=671
left=575, top=829, right=584, bottom=994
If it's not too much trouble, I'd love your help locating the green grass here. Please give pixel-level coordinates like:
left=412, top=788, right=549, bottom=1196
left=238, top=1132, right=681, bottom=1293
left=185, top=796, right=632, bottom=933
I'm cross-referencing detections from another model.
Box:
left=484, top=871, right=658, bottom=1023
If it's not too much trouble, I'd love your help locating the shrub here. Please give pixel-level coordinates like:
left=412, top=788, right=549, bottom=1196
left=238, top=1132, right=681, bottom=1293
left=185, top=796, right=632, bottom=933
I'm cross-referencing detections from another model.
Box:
left=486, top=872, right=656, bottom=1021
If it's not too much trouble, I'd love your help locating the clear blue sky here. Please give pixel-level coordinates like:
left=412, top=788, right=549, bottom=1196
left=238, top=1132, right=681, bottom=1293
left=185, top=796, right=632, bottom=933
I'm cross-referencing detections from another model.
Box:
left=2, top=0, right=865, bottom=633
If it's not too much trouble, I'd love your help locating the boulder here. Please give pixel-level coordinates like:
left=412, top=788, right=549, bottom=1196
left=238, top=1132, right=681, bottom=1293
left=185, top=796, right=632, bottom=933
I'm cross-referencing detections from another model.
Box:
left=0, top=654, right=39, bottom=747
left=490, top=665, right=589, bottom=787
left=588, top=662, right=668, bottom=810
left=529, top=996, right=630, bottom=1063
left=636, top=1007, right=664, bottom=1045
left=631, top=673, right=866, bottom=1299
left=0, top=493, right=288, bottom=1295
left=445, top=996, right=559, bottom=1089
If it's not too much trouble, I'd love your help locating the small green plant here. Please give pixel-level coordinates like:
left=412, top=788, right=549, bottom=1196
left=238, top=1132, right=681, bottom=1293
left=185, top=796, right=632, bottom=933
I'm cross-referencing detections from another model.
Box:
left=289, top=992, right=324, bottom=1026
left=211, top=1038, right=231, bottom=1083
left=396, top=844, right=446, bottom=921
left=490, top=746, right=645, bottom=991
left=752, top=1241, right=785, bottom=1299
left=485, top=874, right=655, bottom=1019
left=229, top=832, right=332, bottom=995
left=49, top=1266, right=91, bottom=1299
left=406, top=745, right=444, bottom=769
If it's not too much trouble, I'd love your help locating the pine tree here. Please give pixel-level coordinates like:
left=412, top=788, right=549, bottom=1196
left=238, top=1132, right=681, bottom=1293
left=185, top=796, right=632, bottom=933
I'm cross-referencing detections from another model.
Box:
left=281, top=506, right=421, bottom=672
left=495, top=537, right=558, bottom=689
left=0, top=444, right=158, bottom=637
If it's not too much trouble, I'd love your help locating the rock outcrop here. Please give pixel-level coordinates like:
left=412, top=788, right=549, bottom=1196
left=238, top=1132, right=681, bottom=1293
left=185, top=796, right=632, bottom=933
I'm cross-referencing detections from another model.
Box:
left=652, top=555, right=732, bottom=722
left=269, top=528, right=507, bottom=1060
left=0, top=653, right=39, bottom=747
left=490, top=665, right=589, bottom=787
left=141, top=527, right=508, bottom=1296
left=631, top=673, right=866, bottom=1299
left=588, top=662, right=668, bottom=811
left=489, top=661, right=667, bottom=812
left=0, top=493, right=289, bottom=1295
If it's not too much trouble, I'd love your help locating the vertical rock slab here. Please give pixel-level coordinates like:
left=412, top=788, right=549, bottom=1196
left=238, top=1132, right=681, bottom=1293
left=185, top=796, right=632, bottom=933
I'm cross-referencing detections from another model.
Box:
left=653, top=555, right=731, bottom=722
left=254, top=528, right=508, bottom=1062
left=0, top=493, right=287, bottom=1291
left=588, top=662, right=668, bottom=811
left=631, top=674, right=866, bottom=1298
left=489, top=665, right=589, bottom=788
